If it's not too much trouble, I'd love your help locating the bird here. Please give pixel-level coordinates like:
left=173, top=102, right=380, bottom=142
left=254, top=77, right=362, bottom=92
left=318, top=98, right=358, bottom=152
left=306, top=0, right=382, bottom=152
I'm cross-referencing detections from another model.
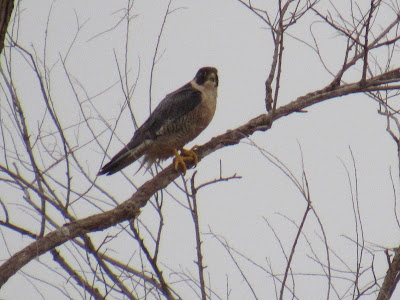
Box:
left=98, top=66, right=218, bottom=176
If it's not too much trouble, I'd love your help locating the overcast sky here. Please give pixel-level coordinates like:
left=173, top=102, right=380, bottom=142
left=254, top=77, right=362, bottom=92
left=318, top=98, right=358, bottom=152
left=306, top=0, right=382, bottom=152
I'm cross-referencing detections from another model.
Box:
left=1, top=0, right=400, bottom=299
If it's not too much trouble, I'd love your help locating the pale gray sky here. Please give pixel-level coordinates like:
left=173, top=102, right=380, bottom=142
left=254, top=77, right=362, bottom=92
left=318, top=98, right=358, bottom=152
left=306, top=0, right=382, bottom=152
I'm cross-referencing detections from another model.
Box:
left=1, top=0, right=400, bottom=299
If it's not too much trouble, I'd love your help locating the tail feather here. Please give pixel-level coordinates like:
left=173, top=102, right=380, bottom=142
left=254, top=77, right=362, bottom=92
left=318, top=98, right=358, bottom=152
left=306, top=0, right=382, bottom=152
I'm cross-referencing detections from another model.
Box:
left=98, top=142, right=147, bottom=176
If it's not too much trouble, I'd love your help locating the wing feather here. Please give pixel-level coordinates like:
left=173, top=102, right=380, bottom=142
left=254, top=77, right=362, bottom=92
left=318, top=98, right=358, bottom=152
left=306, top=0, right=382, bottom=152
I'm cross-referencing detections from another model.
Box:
left=141, top=83, right=202, bottom=136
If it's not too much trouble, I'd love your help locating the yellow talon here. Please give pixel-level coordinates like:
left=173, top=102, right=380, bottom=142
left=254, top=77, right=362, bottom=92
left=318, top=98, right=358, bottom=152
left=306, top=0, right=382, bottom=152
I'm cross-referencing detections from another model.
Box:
left=181, top=148, right=198, bottom=165
left=173, top=148, right=198, bottom=174
left=173, top=149, right=187, bottom=174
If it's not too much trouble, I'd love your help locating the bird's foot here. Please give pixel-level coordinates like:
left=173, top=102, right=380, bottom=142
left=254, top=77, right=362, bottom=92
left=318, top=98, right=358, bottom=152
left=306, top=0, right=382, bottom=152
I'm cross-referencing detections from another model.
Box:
left=173, top=148, right=198, bottom=174
left=181, top=147, right=198, bottom=165
left=173, top=149, right=188, bottom=174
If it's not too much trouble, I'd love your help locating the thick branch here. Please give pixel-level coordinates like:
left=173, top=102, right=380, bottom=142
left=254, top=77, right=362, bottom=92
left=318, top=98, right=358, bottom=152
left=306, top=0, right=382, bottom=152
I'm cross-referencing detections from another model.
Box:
left=0, top=0, right=14, bottom=55
left=377, top=248, right=400, bottom=300
left=1, top=67, right=400, bottom=287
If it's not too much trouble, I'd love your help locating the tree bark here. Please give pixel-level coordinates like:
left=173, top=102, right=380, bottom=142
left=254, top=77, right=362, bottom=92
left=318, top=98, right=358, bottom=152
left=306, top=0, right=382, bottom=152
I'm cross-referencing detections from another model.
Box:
left=377, top=248, right=400, bottom=300
left=0, top=0, right=14, bottom=55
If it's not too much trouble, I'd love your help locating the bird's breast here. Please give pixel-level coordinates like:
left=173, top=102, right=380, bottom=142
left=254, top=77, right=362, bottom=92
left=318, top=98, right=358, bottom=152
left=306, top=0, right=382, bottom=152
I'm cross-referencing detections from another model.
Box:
left=190, top=84, right=217, bottom=137
left=191, top=80, right=217, bottom=128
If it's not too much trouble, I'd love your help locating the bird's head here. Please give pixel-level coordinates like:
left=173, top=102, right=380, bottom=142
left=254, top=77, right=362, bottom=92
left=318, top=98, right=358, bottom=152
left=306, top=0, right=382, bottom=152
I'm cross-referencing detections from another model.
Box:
left=194, top=67, right=218, bottom=88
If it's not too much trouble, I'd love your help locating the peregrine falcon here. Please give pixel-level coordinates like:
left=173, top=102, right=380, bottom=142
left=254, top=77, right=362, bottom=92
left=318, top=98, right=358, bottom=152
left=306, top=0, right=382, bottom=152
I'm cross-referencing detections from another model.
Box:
left=98, top=67, right=218, bottom=176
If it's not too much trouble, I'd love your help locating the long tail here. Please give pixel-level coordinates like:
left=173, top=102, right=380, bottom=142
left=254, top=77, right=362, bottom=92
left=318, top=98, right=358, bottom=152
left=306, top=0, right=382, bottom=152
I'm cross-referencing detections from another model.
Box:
left=98, top=143, right=147, bottom=176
